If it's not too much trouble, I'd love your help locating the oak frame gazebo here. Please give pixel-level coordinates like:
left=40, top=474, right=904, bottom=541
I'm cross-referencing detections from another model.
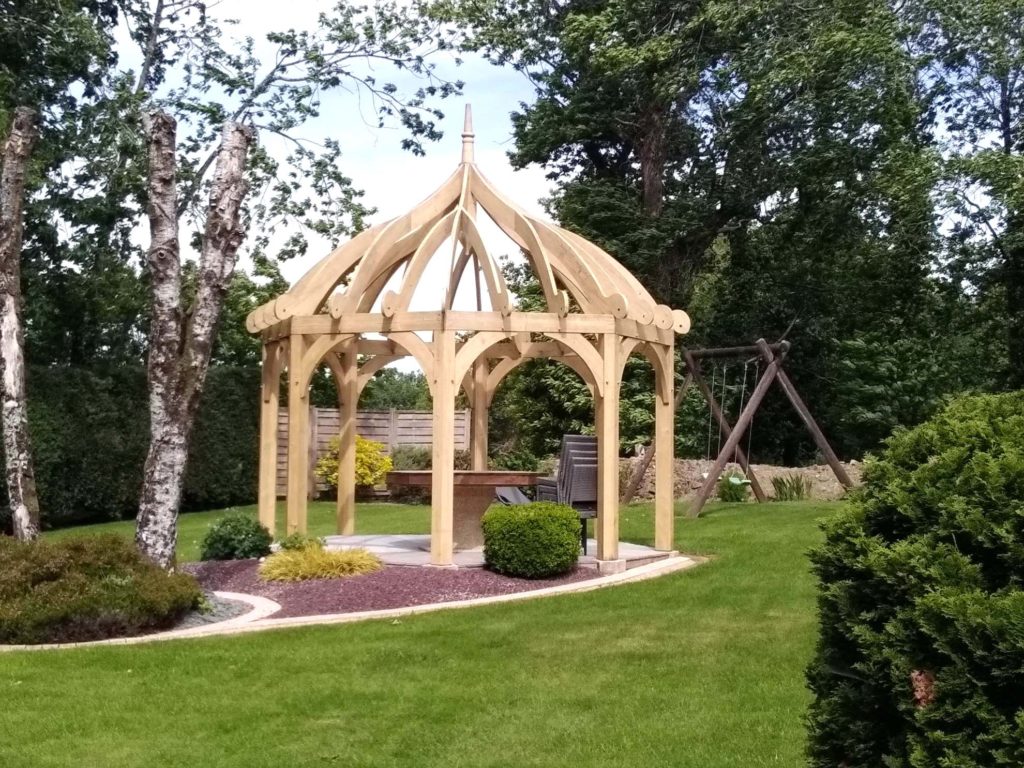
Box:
left=247, top=107, right=690, bottom=570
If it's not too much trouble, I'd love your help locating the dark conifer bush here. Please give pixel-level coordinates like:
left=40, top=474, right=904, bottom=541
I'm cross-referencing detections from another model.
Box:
left=806, top=391, right=1024, bottom=767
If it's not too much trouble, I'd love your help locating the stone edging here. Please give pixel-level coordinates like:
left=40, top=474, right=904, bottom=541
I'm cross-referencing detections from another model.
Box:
left=1, top=554, right=702, bottom=652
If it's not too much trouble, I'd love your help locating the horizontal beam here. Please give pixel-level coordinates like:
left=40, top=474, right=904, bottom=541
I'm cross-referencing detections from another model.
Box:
left=685, top=341, right=787, bottom=361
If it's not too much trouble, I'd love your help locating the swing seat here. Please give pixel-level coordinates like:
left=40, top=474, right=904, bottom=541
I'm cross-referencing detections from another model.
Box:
left=728, top=475, right=751, bottom=486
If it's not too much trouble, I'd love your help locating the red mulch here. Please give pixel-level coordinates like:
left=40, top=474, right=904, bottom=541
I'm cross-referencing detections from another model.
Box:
left=181, top=560, right=599, bottom=619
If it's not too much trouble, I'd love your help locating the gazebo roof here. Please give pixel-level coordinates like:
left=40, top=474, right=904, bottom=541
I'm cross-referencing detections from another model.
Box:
left=246, top=106, right=689, bottom=336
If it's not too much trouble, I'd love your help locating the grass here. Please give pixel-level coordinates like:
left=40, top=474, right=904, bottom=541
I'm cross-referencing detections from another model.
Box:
left=45, top=501, right=431, bottom=563
left=6, top=499, right=838, bottom=767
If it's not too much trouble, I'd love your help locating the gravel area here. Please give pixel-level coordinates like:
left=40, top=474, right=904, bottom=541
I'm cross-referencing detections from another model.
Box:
left=181, top=560, right=600, bottom=619
left=175, top=592, right=252, bottom=630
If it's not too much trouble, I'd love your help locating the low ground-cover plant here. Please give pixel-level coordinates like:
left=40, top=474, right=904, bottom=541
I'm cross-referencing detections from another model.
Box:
left=259, top=541, right=381, bottom=582
left=482, top=503, right=579, bottom=579
left=807, top=391, right=1024, bottom=767
left=276, top=532, right=323, bottom=551
left=716, top=471, right=750, bottom=502
left=0, top=534, right=202, bottom=644
left=771, top=473, right=811, bottom=501
left=200, top=514, right=272, bottom=560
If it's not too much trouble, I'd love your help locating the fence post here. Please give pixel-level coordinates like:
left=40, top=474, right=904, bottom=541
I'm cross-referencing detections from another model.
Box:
left=388, top=408, right=398, bottom=453
left=308, top=405, right=318, bottom=500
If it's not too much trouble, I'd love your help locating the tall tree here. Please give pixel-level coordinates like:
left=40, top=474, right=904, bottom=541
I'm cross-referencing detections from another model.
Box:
left=135, top=113, right=252, bottom=567
left=908, top=0, right=1024, bottom=387
left=0, top=107, right=39, bottom=539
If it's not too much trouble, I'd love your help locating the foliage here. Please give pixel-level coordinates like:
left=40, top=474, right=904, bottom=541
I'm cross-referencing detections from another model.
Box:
left=770, top=474, right=812, bottom=502
left=315, top=435, right=393, bottom=490
left=0, top=533, right=201, bottom=644
left=716, top=472, right=750, bottom=503
left=806, top=391, right=1024, bottom=767
left=259, top=542, right=382, bottom=582
left=200, top=514, right=272, bottom=561
left=359, top=369, right=432, bottom=410
left=277, top=532, right=323, bottom=552
left=391, top=444, right=433, bottom=471
left=482, top=502, right=580, bottom=579
left=0, top=365, right=259, bottom=531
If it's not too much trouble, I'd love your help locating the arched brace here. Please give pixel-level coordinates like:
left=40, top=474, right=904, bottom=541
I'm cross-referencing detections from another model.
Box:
left=484, top=350, right=597, bottom=408
left=640, top=343, right=674, bottom=406
left=261, top=341, right=287, bottom=402
left=541, top=332, right=605, bottom=398
left=389, top=332, right=436, bottom=396
left=323, top=352, right=347, bottom=406
left=356, top=354, right=403, bottom=397
left=617, top=337, right=643, bottom=381
left=296, top=333, right=357, bottom=392
left=452, top=330, right=514, bottom=389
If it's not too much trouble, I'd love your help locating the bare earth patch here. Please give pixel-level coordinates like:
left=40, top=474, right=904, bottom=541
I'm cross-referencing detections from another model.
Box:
left=182, top=560, right=600, bottom=619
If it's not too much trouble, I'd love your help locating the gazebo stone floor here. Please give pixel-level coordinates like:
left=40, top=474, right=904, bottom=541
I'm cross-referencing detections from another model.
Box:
left=322, top=534, right=674, bottom=570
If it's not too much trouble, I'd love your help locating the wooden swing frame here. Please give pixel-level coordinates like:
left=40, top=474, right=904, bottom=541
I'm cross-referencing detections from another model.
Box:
left=622, top=338, right=854, bottom=517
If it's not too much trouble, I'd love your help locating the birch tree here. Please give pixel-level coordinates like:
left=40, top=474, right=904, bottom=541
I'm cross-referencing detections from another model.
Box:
left=0, top=107, right=40, bottom=540
left=126, top=1, right=459, bottom=565
left=135, top=113, right=252, bottom=567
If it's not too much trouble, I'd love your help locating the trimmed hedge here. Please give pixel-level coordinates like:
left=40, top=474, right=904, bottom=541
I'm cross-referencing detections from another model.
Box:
left=200, top=514, right=273, bottom=561
left=0, top=534, right=202, bottom=644
left=482, top=502, right=580, bottom=579
left=806, top=391, right=1024, bottom=767
left=0, top=365, right=259, bottom=530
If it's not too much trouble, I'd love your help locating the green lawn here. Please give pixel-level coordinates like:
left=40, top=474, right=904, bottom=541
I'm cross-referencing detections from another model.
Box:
left=46, top=501, right=432, bottom=562
left=6, top=500, right=836, bottom=767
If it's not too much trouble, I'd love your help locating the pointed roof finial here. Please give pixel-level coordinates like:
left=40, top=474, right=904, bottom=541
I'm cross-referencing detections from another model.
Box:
left=461, top=104, right=475, bottom=164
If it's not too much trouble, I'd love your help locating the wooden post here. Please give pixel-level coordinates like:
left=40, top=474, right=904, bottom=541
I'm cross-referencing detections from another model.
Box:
left=257, top=341, right=281, bottom=538
left=682, top=349, right=767, bottom=503
left=470, top=359, right=488, bottom=470
left=622, top=372, right=691, bottom=504
left=337, top=343, right=359, bottom=535
left=430, top=331, right=457, bottom=566
left=688, top=345, right=787, bottom=518
left=596, top=333, right=621, bottom=565
left=388, top=408, right=398, bottom=453
left=308, top=404, right=318, bottom=500
left=286, top=334, right=309, bottom=534
left=654, top=343, right=675, bottom=551
left=757, top=339, right=854, bottom=489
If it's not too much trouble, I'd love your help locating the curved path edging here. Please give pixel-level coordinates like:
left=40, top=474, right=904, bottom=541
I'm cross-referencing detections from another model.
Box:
left=2, top=554, right=702, bottom=652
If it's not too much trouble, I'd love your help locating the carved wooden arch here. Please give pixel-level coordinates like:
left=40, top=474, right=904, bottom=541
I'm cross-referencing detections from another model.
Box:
left=615, top=338, right=673, bottom=406
left=296, top=333, right=356, bottom=392
left=483, top=352, right=597, bottom=409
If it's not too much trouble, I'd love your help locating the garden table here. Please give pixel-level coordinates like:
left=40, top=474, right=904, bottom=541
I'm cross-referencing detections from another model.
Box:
left=386, top=470, right=544, bottom=550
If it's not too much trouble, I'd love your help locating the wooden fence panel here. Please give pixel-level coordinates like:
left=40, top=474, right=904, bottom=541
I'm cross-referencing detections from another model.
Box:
left=276, top=409, right=470, bottom=496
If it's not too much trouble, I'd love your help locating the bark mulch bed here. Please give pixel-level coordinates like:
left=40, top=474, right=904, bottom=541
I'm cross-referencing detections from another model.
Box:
left=181, top=560, right=600, bottom=619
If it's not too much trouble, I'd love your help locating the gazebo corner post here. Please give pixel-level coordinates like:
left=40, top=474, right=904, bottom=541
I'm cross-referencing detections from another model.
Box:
left=470, top=359, right=488, bottom=470
left=336, top=342, right=359, bottom=535
left=286, top=333, right=310, bottom=535
left=257, top=340, right=281, bottom=539
left=654, top=343, right=675, bottom=551
left=595, top=333, right=623, bottom=572
left=429, top=330, right=457, bottom=567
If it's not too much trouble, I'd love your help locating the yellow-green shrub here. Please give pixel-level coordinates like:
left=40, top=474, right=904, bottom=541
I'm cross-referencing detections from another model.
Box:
left=315, top=435, right=393, bottom=488
left=259, top=543, right=382, bottom=582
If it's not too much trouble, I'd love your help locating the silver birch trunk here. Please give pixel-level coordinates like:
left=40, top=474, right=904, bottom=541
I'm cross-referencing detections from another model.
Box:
left=135, top=111, right=252, bottom=568
left=0, top=107, right=41, bottom=540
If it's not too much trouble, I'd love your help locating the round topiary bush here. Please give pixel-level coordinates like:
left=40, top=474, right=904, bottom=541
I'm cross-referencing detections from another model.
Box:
left=482, top=502, right=580, bottom=579
left=806, top=391, right=1024, bottom=767
left=200, top=514, right=273, bottom=560
left=0, top=533, right=202, bottom=645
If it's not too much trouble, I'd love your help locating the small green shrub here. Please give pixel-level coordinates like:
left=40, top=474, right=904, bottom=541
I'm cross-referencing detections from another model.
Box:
left=0, top=534, right=202, bottom=644
left=391, top=444, right=432, bottom=470
left=200, top=514, right=272, bottom=560
left=771, top=473, right=812, bottom=501
left=807, top=391, right=1024, bottom=767
left=387, top=445, right=471, bottom=501
left=277, top=532, right=323, bottom=552
left=259, top=543, right=382, bottom=582
left=716, top=471, right=750, bottom=502
left=482, top=503, right=580, bottom=579
left=315, top=435, right=393, bottom=489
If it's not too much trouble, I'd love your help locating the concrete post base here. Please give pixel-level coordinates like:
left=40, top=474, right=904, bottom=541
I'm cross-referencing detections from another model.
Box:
left=596, top=558, right=627, bottom=575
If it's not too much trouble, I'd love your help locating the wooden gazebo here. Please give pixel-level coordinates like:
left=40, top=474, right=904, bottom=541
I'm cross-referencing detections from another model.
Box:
left=246, top=107, right=691, bottom=570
